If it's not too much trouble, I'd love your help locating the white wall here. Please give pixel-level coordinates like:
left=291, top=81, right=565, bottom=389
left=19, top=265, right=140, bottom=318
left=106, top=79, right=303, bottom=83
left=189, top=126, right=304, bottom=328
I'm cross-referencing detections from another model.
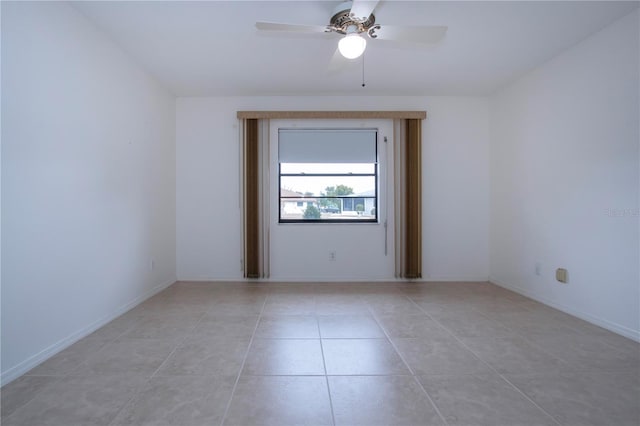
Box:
left=1, top=2, right=176, bottom=383
left=176, top=96, right=489, bottom=281
left=489, top=10, right=640, bottom=340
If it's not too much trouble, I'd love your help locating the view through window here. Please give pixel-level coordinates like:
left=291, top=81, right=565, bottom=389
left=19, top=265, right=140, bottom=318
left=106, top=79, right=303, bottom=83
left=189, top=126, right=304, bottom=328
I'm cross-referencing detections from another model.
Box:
left=278, top=129, right=378, bottom=223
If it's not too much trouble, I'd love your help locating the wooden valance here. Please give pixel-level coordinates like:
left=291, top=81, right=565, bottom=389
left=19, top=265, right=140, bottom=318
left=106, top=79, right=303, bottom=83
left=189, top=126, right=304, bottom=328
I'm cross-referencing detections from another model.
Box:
left=237, top=111, right=426, bottom=120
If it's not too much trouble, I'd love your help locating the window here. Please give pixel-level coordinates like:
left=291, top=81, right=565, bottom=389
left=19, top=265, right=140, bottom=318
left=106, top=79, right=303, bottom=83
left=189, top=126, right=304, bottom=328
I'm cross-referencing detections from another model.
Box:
left=278, top=129, right=378, bottom=223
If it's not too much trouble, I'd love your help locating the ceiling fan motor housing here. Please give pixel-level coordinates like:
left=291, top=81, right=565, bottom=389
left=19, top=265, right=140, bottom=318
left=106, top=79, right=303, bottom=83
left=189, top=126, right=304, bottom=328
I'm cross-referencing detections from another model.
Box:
left=327, top=2, right=379, bottom=37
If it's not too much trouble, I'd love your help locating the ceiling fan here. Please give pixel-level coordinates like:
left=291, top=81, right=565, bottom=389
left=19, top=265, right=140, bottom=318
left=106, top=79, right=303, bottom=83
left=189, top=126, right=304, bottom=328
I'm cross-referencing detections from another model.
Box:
left=255, top=0, right=447, bottom=62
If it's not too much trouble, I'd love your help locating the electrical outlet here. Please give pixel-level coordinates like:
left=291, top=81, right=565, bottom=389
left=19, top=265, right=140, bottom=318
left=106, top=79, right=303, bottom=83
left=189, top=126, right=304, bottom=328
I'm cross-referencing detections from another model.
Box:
left=329, top=251, right=337, bottom=261
left=535, top=262, right=541, bottom=276
left=556, top=268, right=568, bottom=283
left=149, top=259, right=155, bottom=271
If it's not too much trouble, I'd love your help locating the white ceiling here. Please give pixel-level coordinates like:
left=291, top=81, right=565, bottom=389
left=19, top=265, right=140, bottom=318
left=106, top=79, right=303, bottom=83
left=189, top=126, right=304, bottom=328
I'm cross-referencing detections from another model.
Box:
left=71, top=1, right=638, bottom=97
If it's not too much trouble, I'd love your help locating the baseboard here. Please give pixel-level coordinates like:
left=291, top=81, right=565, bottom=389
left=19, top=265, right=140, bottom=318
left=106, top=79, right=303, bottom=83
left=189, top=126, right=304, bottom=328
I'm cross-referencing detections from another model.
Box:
left=490, top=277, right=640, bottom=343
left=177, top=277, right=407, bottom=283
left=0, top=278, right=176, bottom=387
left=422, top=276, right=490, bottom=282
left=176, top=277, right=490, bottom=283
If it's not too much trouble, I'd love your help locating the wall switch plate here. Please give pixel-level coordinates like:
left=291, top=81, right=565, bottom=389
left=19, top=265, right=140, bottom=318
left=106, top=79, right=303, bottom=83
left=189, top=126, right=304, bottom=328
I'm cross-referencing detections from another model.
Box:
left=556, top=268, right=568, bottom=283
left=535, top=262, right=541, bottom=276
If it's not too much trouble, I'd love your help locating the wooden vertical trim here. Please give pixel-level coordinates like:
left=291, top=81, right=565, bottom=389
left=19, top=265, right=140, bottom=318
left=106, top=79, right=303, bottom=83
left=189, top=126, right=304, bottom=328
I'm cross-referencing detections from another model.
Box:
left=393, top=119, right=406, bottom=278
left=405, top=119, right=422, bottom=278
left=245, top=119, right=260, bottom=278
left=258, top=120, right=271, bottom=278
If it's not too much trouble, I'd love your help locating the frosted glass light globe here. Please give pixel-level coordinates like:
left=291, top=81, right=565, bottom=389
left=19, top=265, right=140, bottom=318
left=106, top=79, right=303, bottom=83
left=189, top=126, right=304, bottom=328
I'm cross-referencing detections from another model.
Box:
left=338, top=33, right=366, bottom=59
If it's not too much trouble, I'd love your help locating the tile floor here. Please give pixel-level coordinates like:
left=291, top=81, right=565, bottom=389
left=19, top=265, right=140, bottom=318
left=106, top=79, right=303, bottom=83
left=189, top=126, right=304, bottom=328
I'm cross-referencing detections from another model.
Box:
left=1, top=281, right=639, bottom=426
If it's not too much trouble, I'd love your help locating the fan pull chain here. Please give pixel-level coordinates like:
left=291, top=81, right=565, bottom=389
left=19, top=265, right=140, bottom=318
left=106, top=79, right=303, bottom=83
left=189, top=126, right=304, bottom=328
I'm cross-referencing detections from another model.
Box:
left=361, top=51, right=366, bottom=88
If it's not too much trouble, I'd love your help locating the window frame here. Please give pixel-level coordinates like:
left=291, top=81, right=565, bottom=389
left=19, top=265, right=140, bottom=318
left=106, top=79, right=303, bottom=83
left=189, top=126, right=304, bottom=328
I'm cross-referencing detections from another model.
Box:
left=278, top=129, right=379, bottom=224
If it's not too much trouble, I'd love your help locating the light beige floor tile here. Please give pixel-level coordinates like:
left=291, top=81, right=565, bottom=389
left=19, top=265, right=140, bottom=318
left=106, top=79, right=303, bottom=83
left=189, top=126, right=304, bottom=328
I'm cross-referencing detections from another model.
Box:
left=322, top=338, right=410, bottom=375
left=155, top=336, right=249, bottom=376
left=564, top=319, right=639, bottom=346
left=207, top=296, right=266, bottom=315
left=393, top=337, right=491, bottom=376
left=121, top=314, right=201, bottom=340
left=143, top=297, right=211, bottom=309
left=409, top=299, right=475, bottom=319
left=137, top=303, right=209, bottom=318
left=460, top=336, right=571, bottom=374
left=501, top=291, right=534, bottom=303
left=242, top=339, right=325, bottom=375
left=527, top=333, right=640, bottom=371
left=110, top=375, right=235, bottom=426
left=358, top=287, right=404, bottom=298
left=329, top=375, right=444, bottom=425
left=254, top=315, right=319, bottom=338
left=318, top=315, right=385, bottom=338
left=409, top=292, right=468, bottom=305
left=365, top=295, right=425, bottom=315
left=88, top=313, right=141, bottom=340
left=507, top=371, right=640, bottom=426
left=427, top=308, right=494, bottom=323
left=478, top=308, right=552, bottom=324
left=469, top=300, right=536, bottom=316
left=418, top=374, right=556, bottom=426
left=191, top=315, right=259, bottom=338
left=595, top=331, right=640, bottom=354
left=376, top=314, right=454, bottom=339
left=268, top=286, right=321, bottom=296
left=262, top=295, right=316, bottom=315
left=2, top=376, right=147, bottom=426
left=1, top=376, right=59, bottom=419
left=435, top=314, right=518, bottom=338
left=510, top=321, right=586, bottom=340
left=223, top=376, right=333, bottom=426
left=315, top=295, right=370, bottom=314
left=26, top=338, right=111, bottom=376
left=71, top=338, right=177, bottom=376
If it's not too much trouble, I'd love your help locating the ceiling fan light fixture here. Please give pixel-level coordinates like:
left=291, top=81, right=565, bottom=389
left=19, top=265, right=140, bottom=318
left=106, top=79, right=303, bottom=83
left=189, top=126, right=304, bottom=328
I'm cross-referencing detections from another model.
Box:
left=338, top=33, right=366, bottom=59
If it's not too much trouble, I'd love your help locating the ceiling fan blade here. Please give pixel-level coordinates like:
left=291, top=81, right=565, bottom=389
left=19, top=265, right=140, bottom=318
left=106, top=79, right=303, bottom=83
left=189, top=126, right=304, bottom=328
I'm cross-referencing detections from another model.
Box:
left=256, top=21, right=328, bottom=33
left=349, top=0, right=379, bottom=22
left=374, top=25, right=448, bottom=44
left=328, top=47, right=352, bottom=73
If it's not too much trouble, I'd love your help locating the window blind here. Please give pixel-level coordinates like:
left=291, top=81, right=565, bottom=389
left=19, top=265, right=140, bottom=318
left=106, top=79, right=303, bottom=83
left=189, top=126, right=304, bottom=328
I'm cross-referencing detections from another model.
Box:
left=278, top=129, right=377, bottom=163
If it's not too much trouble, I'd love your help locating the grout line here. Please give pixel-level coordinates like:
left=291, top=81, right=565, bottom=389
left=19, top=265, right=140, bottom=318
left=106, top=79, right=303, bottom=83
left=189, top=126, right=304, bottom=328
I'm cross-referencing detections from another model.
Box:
left=404, top=294, right=563, bottom=426
left=147, top=309, right=209, bottom=379
left=107, top=306, right=209, bottom=425
left=1, top=377, right=60, bottom=425
left=27, top=322, right=129, bottom=380
left=366, top=299, right=450, bottom=426
left=364, top=302, right=416, bottom=376
left=219, top=295, right=267, bottom=426
left=316, top=314, right=337, bottom=426
left=410, top=294, right=608, bottom=376
left=479, top=311, right=635, bottom=372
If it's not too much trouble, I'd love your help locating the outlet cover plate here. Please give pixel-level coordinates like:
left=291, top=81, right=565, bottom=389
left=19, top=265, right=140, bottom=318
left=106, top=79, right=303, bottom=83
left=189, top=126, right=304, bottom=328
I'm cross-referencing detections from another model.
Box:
left=556, top=268, right=568, bottom=283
